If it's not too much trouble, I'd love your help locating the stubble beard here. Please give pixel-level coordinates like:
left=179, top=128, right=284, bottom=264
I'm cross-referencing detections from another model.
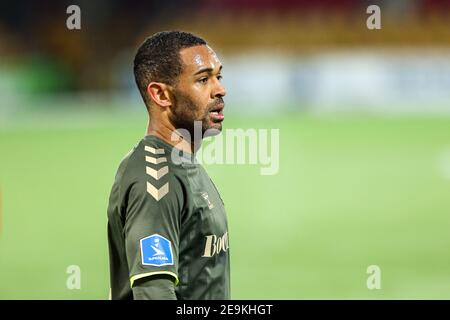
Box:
left=170, top=90, right=223, bottom=142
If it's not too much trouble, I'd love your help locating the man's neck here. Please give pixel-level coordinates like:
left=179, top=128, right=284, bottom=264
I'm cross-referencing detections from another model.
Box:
left=146, top=117, right=201, bottom=155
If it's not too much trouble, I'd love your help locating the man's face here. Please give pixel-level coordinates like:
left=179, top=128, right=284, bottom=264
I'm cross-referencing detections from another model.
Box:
left=169, top=45, right=226, bottom=137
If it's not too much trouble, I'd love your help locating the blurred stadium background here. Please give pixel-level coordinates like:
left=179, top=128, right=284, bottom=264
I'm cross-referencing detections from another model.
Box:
left=1, top=0, right=450, bottom=299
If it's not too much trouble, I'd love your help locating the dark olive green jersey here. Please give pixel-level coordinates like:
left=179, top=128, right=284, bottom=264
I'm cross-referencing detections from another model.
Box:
left=107, top=135, right=230, bottom=300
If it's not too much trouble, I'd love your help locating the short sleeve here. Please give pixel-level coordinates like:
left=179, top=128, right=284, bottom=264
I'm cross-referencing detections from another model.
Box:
left=124, top=172, right=184, bottom=288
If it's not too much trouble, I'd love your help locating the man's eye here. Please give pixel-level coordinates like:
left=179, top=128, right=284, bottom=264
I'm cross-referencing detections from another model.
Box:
left=198, top=77, right=208, bottom=84
left=217, top=75, right=223, bottom=81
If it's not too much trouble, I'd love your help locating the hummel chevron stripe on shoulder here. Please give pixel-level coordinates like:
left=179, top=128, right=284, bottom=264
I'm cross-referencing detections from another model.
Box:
left=145, top=146, right=165, bottom=155
left=146, top=166, right=169, bottom=180
left=145, top=156, right=167, bottom=164
left=146, top=182, right=169, bottom=201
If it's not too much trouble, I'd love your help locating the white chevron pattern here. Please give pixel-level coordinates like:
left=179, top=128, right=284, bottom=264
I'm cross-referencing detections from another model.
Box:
left=145, top=146, right=165, bottom=155
left=146, top=166, right=169, bottom=180
left=146, top=182, right=169, bottom=201
left=145, top=156, right=167, bottom=164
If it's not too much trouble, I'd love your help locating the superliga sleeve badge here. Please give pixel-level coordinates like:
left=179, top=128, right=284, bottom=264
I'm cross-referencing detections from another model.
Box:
left=140, top=234, right=174, bottom=266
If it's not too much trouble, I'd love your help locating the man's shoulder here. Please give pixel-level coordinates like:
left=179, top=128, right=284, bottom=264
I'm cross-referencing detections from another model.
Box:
left=116, top=137, right=188, bottom=203
left=121, top=136, right=187, bottom=177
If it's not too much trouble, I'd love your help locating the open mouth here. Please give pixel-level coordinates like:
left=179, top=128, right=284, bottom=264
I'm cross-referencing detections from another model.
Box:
left=209, top=104, right=225, bottom=121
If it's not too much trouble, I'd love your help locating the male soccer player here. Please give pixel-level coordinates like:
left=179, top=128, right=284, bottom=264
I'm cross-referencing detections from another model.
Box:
left=107, top=31, right=230, bottom=300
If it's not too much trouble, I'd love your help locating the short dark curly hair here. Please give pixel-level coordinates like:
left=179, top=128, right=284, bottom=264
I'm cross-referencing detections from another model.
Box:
left=133, top=31, right=207, bottom=108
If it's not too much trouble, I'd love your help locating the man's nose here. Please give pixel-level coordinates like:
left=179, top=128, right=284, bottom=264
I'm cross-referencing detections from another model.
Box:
left=212, top=80, right=226, bottom=98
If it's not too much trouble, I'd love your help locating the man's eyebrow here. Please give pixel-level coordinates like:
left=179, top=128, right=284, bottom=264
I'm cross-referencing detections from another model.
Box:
left=194, top=65, right=223, bottom=76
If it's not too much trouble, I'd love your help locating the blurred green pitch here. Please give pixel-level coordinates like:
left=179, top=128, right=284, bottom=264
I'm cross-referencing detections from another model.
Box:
left=1, top=109, right=450, bottom=299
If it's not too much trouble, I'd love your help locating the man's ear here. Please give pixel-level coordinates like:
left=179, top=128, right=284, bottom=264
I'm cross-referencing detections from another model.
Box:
left=147, top=82, right=172, bottom=107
